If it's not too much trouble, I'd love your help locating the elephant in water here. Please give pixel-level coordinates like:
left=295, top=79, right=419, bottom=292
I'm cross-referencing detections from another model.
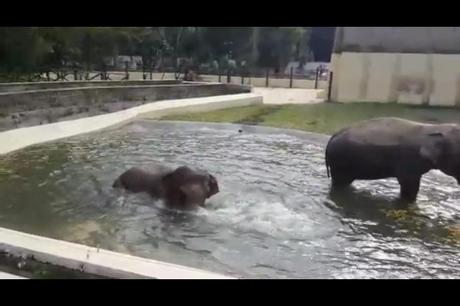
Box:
left=325, top=117, right=460, bottom=203
left=113, top=165, right=219, bottom=210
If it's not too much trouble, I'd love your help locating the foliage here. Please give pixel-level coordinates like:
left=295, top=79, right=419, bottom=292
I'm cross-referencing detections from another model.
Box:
left=0, top=27, right=319, bottom=79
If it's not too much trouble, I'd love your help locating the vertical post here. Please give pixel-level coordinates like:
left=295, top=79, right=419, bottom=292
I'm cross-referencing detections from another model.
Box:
left=289, top=66, right=293, bottom=88
left=265, top=68, right=269, bottom=87
left=103, top=64, right=108, bottom=80
left=241, top=70, right=244, bottom=84
left=227, top=68, right=231, bottom=83
left=73, top=70, right=78, bottom=81
left=149, top=65, right=153, bottom=80
left=327, top=71, right=333, bottom=102
left=218, top=70, right=221, bottom=83
left=314, top=67, right=319, bottom=89
left=46, top=72, right=50, bottom=82
left=125, top=62, right=129, bottom=80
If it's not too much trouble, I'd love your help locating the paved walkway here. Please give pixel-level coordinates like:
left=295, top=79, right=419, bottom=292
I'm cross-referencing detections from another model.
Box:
left=253, top=87, right=325, bottom=105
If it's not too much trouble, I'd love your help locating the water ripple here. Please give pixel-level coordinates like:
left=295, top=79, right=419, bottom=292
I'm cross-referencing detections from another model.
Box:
left=0, top=120, right=459, bottom=278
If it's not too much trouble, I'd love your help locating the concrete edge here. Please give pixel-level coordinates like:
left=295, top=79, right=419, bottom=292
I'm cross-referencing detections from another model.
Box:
left=0, top=227, right=235, bottom=279
left=0, top=93, right=263, bottom=155
left=0, top=271, right=26, bottom=279
left=0, top=79, right=180, bottom=87
left=0, top=82, right=239, bottom=96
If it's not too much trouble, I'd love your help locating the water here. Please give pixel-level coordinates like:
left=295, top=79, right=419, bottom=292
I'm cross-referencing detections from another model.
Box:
left=0, top=120, right=459, bottom=279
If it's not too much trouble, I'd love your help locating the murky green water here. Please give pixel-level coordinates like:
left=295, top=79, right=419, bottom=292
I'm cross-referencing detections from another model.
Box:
left=0, top=120, right=459, bottom=278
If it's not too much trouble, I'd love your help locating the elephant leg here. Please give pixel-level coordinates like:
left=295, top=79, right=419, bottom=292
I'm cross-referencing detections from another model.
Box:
left=397, top=175, right=421, bottom=203
left=331, top=168, right=354, bottom=188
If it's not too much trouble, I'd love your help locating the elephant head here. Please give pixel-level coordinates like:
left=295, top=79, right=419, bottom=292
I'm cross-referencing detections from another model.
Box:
left=162, top=166, right=220, bottom=209
left=420, top=128, right=460, bottom=184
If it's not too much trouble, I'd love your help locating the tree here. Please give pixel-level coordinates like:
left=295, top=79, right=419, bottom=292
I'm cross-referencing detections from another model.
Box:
left=309, top=27, right=336, bottom=62
left=0, top=27, right=317, bottom=81
left=38, top=27, right=84, bottom=69
left=0, top=27, right=52, bottom=77
left=257, top=27, right=311, bottom=71
left=79, top=27, right=120, bottom=70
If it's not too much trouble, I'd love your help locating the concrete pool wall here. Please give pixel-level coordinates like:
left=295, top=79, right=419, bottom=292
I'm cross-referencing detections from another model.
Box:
left=0, top=227, right=234, bottom=279
left=0, top=81, right=262, bottom=278
left=0, top=80, right=183, bottom=93
left=0, top=93, right=262, bottom=155
left=0, top=82, right=251, bottom=113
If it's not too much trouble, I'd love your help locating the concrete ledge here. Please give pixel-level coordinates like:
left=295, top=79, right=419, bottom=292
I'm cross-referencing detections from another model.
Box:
left=0, top=93, right=262, bottom=155
left=0, top=227, right=234, bottom=279
left=0, top=80, right=182, bottom=93
left=253, top=87, right=325, bottom=104
left=0, top=271, right=26, bottom=279
left=0, top=83, right=251, bottom=112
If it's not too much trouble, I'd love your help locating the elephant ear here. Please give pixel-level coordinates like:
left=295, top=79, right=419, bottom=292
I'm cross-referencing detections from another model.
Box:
left=420, top=132, right=447, bottom=167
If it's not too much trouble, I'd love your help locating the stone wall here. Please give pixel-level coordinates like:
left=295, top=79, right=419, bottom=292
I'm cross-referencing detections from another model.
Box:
left=0, top=80, right=181, bottom=93
left=0, top=83, right=250, bottom=112
left=0, top=82, right=251, bottom=131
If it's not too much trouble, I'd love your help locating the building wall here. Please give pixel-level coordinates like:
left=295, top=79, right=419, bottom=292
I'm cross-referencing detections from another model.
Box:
left=331, top=52, right=460, bottom=106
left=331, top=27, right=460, bottom=106
left=334, top=27, right=460, bottom=54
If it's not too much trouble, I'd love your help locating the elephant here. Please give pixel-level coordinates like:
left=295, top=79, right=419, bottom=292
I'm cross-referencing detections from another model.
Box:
left=112, top=165, right=219, bottom=210
left=325, top=117, right=460, bottom=203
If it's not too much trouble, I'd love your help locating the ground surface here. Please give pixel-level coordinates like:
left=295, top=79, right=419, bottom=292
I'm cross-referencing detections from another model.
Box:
left=161, top=102, right=460, bottom=134
left=252, top=87, right=324, bottom=104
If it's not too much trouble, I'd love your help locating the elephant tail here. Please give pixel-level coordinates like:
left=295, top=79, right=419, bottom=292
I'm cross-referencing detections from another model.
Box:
left=325, top=134, right=336, bottom=179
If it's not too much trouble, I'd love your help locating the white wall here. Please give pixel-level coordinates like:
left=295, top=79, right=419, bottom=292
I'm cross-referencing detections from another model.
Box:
left=331, top=51, right=460, bottom=106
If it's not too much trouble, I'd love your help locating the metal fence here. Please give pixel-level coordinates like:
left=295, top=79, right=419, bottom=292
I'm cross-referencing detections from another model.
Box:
left=24, top=65, right=331, bottom=92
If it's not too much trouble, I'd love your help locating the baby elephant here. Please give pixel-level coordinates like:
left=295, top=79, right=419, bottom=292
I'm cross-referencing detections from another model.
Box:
left=113, top=165, right=219, bottom=210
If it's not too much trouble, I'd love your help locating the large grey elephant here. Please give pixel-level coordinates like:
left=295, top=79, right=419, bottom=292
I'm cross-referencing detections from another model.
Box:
left=113, top=165, right=219, bottom=210
left=325, top=117, right=460, bottom=203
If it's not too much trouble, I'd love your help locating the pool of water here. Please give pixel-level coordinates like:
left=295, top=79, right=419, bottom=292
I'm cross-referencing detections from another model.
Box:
left=0, top=120, right=459, bottom=279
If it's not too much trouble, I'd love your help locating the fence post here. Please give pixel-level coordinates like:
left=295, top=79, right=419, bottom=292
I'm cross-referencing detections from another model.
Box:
left=315, top=67, right=320, bottom=89
left=218, top=70, right=221, bottom=83
left=265, top=68, right=269, bottom=87
left=241, top=70, right=244, bottom=84
left=227, top=69, right=231, bottom=83
left=289, top=67, right=293, bottom=88
left=124, top=62, right=129, bottom=80
left=73, top=70, right=78, bottom=81
left=149, top=66, right=153, bottom=80
left=327, top=71, right=333, bottom=102
left=46, top=72, right=50, bottom=82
